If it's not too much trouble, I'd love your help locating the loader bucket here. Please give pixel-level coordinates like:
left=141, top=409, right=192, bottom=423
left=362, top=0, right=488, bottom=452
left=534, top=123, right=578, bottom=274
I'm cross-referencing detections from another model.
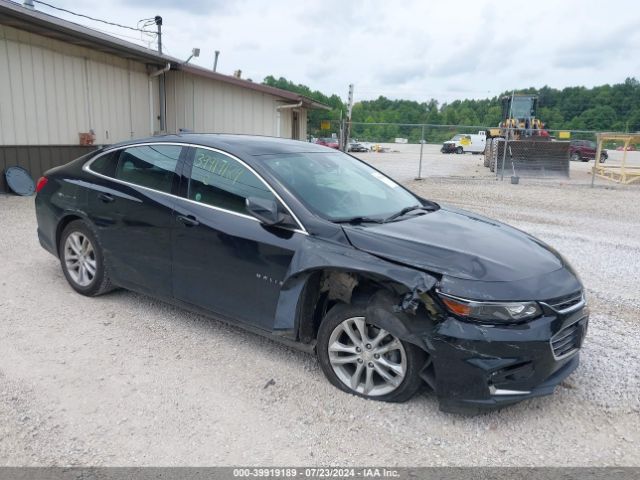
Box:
left=491, top=139, right=570, bottom=177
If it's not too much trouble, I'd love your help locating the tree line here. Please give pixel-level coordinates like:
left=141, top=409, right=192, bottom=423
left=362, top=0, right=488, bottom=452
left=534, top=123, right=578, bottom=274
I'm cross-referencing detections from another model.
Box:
left=263, top=76, right=640, bottom=143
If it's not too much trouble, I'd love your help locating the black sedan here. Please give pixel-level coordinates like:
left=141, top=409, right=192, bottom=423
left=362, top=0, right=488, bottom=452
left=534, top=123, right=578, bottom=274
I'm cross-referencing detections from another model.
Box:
left=348, top=142, right=369, bottom=152
left=35, top=134, right=588, bottom=413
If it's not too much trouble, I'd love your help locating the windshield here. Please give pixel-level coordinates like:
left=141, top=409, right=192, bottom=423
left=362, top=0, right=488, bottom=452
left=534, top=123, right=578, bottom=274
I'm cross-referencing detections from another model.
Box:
left=451, top=135, right=463, bottom=141
left=260, top=152, right=419, bottom=221
left=511, top=97, right=534, bottom=119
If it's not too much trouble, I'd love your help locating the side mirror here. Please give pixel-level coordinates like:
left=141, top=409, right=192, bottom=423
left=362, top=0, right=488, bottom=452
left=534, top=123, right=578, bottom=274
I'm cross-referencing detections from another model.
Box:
left=245, top=196, right=285, bottom=226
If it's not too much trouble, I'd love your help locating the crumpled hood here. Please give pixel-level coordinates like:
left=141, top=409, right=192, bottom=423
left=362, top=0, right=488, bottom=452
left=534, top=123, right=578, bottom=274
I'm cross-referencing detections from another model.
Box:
left=342, top=206, right=565, bottom=283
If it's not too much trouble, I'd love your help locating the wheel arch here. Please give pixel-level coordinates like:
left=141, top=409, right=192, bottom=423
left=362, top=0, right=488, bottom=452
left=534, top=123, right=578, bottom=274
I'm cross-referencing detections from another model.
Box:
left=55, top=212, right=90, bottom=255
left=293, top=268, right=412, bottom=345
left=313, top=280, right=439, bottom=397
left=273, top=239, right=437, bottom=342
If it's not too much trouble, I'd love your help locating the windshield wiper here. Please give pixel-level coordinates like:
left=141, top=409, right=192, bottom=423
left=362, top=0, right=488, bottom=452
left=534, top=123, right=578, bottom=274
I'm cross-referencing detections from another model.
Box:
left=383, top=204, right=433, bottom=223
left=333, top=216, right=383, bottom=224
left=333, top=203, right=438, bottom=225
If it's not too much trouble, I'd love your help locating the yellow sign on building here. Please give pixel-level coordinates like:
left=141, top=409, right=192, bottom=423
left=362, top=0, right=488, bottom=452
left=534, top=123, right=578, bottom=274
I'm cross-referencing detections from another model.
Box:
left=558, top=131, right=571, bottom=139
left=320, top=120, right=331, bottom=130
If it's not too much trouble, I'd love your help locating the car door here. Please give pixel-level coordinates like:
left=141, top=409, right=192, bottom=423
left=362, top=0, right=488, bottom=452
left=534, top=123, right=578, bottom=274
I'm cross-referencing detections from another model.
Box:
left=85, top=143, right=186, bottom=297
left=171, top=146, right=305, bottom=331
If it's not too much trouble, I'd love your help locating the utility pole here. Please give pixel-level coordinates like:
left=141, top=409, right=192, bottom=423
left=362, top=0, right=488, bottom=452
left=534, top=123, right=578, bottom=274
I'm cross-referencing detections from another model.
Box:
left=155, top=15, right=166, bottom=133
left=343, top=83, right=354, bottom=152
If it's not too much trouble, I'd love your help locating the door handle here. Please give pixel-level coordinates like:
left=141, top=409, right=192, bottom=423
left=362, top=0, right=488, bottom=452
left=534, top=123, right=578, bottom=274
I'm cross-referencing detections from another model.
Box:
left=98, top=192, right=115, bottom=203
left=177, top=214, right=200, bottom=227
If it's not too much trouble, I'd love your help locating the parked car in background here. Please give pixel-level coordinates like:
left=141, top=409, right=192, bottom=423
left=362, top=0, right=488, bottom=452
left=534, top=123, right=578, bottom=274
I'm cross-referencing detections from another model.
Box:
left=570, top=140, right=607, bottom=162
left=348, top=142, right=369, bottom=152
left=35, top=134, right=588, bottom=413
left=441, top=131, right=486, bottom=154
left=316, top=137, right=340, bottom=149
left=616, top=145, right=637, bottom=151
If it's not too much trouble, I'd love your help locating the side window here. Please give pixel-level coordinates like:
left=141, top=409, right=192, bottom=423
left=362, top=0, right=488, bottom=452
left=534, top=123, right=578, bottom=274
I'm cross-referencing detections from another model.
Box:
left=189, top=148, right=275, bottom=215
left=115, top=145, right=182, bottom=193
left=89, top=151, right=119, bottom=177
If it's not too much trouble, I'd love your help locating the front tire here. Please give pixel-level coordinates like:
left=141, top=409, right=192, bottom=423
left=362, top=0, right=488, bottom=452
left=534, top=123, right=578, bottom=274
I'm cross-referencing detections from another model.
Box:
left=317, top=303, right=426, bottom=402
left=484, top=138, right=493, bottom=167
left=456, top=146, right=464, bottom=154
left=571, top=152, right=581, bottom=162
left=59, top=220, right=114, bottom=297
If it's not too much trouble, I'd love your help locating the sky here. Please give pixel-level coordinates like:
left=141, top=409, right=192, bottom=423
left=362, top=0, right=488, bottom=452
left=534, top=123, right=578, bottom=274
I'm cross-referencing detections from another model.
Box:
left=21, top=0, right=640, bottom=105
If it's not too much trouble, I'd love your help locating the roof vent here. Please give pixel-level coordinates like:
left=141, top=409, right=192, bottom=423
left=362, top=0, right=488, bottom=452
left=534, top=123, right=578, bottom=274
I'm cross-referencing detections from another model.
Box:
left=233, top=69, right=242, bottom=79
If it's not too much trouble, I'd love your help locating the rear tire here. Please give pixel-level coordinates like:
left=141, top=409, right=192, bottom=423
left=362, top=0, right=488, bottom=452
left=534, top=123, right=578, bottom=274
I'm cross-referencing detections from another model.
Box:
left=59, top=220, right=114, bottom=297
left=317, top=302, right=426, bottom=403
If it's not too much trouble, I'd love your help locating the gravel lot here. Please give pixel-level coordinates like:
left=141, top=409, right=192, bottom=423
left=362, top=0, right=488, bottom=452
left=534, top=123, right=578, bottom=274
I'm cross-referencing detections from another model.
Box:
left=1, top=148, right=639, bottom=466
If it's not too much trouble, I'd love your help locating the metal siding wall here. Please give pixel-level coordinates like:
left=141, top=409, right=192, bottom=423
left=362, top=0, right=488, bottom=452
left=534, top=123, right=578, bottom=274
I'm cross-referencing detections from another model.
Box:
left=31, top=46, right=49, bottom=144
left=42, top=50, right=62, bottom=143
left=279, top=109, right=292, bottom=139
left=166, top=71, right=293, bottom=137
left=204, top=75, right=216, bottom=131
left=211, top=78, right=222, bottom=132
left=0, top=25, right=153, bottom=146
left=232, top=84, right=242, bottom=133
left=299, top=108, right=308, bottom=140
left=0, top=29, right=12, bottom=145
left=265, top=97, right=276, bottom=136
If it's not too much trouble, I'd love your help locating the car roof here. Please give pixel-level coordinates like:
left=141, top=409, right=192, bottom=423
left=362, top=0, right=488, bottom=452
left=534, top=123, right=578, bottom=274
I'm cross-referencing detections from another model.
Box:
left=103, top=133, right=332, bottom=158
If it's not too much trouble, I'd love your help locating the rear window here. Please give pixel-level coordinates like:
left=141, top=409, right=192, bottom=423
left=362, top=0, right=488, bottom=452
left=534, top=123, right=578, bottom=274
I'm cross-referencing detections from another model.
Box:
left=115, top=145, right=182, bottom=193
left=88, top=145, right=182, bottom=195
left=89, top=151, right=118, bottom=177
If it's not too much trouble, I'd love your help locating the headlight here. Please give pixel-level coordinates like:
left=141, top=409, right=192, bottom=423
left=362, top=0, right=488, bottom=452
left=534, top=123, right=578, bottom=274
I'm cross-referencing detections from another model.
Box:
left=438, top=293, right=542, bottom=322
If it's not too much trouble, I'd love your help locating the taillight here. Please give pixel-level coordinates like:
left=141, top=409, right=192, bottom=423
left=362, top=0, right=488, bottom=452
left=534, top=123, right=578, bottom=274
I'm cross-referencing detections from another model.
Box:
left=36, top=176, right=48, bottom=193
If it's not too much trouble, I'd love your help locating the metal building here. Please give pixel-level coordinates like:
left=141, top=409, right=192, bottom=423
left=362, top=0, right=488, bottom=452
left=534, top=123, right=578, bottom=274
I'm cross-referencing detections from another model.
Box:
left=0, top=0, right=328, bottom=191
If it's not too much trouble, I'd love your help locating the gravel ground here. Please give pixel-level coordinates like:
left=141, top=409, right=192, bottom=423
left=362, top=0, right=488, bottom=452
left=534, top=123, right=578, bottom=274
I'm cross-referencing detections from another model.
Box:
left=0, top=151, right=639, bottom=466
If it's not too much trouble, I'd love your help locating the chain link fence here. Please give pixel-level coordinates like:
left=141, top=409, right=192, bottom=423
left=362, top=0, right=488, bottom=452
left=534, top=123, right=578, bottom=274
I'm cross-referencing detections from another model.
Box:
left=307, top=120, right=637, bottom=184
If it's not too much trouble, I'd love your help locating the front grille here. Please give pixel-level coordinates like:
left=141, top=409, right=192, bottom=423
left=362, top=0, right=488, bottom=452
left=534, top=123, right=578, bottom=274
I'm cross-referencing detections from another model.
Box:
left=547, top=291, right=584, bottom=312
left=550, top=318, right=587, bottom=359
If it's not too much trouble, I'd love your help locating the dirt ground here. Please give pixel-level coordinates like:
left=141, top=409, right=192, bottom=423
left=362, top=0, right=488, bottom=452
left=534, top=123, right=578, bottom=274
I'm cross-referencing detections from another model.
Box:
left=0, top=148, right=639, bottom=466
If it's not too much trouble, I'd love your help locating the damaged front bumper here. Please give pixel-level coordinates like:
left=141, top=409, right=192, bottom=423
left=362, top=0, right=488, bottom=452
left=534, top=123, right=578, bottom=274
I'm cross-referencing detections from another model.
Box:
left=425, top=304, right=589, bottom=414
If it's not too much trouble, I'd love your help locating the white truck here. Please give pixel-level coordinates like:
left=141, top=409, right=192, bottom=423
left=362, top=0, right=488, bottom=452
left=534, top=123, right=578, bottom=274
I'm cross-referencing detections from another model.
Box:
left=441, top=130, right=486, bottom=154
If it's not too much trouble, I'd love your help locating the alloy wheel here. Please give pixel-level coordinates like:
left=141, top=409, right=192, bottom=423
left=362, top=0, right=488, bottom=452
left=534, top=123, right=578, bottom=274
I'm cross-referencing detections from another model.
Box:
left=327, top=316, right=407, bottom=396
left=63, top=232, right=97, bottom=287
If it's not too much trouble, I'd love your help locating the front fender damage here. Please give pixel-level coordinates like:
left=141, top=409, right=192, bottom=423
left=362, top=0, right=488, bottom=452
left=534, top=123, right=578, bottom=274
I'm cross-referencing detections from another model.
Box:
left=365, top=289, right=439, bottom=348
left=273, top=237, right=438, bottom=339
